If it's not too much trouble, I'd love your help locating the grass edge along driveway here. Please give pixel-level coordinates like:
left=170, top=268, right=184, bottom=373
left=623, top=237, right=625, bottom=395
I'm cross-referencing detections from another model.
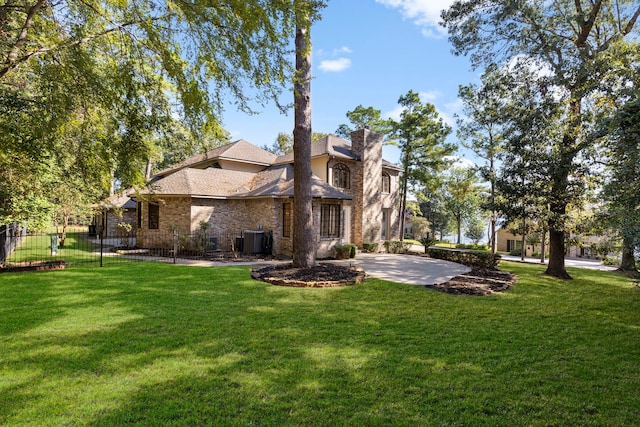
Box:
left=0, top=261, right=638, bottom=426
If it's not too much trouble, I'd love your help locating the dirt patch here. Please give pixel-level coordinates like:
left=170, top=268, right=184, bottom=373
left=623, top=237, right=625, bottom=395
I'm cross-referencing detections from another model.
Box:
left=251, top=263, right=366, bottom=288
left=431, top=268, right=516, bottom=295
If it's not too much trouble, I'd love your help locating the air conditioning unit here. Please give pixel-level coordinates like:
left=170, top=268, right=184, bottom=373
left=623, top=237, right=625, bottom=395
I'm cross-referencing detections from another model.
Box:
left=243, top=230, right=264, bottom=254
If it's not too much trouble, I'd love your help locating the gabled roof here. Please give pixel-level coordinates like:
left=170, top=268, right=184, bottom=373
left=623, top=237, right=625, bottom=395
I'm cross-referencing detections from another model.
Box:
left=274, top=134, right=402, bottom=171
left=154, top=140, right=277, bottom=178
left=244, top=164, right=350, bottom=200
left=99, top=189, right=136, bottom=210
left=275, top=135, right=359, bottom=164
left=141, top=168, right=256, bottom=198
left=139, top=165, right=350, bottom=200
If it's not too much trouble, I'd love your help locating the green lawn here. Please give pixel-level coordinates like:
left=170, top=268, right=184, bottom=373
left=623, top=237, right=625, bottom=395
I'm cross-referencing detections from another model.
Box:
left=6, top=231, right=100, bottom=265
left=1, top=261, right=638, bottom=426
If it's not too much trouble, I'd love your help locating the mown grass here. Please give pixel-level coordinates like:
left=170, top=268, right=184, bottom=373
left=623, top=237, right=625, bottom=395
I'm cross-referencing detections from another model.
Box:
left=6, top=231, right=99, bottom=265
left=0, top=261, right=638, bottom=426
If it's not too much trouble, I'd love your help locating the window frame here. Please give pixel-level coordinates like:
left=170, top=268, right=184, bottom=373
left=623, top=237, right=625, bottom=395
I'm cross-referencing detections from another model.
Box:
left=282, top=202, right=292, bottom=238
left=320, top=204, right=341, bottom=238
left=382, top=172, right=391, bottom=194
left=332, top=163, right=351, bottom=189
left=137, top=202, right=143, bottom=228
left=148, top=202, right=159, bottom=230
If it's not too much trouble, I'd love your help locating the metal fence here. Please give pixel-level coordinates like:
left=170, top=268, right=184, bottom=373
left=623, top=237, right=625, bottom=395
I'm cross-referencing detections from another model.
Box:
left=0, top=226, right=274, bottom=270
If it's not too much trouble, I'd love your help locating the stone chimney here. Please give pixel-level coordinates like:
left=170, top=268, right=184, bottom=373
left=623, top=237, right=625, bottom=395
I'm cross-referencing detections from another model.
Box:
left=351, top=129, right=383, bottom=246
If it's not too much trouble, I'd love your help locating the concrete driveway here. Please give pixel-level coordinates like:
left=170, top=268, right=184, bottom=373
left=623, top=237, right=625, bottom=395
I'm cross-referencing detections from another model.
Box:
left=327, top=253, right=471, bottom=286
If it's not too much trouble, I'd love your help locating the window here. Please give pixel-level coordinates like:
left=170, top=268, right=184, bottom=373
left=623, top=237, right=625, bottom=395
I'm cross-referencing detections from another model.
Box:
left=320, top=204, right=341, bottom=238
left=282, top=203, right=292, bottom=237
left=382, top=172, right=390, bottom=193
left=332, top=163, right=350, bottom=189
left=137, top=202, right=143, bottom=228
left=507, top=239, right=522, bottom=252
left=381, top=208, right=390, bottom=240
left=148, top=202, right=159, bottom=230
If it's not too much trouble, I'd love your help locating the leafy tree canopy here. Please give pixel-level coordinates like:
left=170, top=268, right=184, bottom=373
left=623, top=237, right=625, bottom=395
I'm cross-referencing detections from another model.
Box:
left=0, top=0, right=327, bottom=227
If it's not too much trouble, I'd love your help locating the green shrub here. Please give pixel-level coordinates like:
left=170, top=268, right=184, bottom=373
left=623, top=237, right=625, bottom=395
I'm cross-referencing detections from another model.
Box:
left=362, top=242, right=379, bottom=253
left=419, top=237, right=437, bottom=253
left=427, top=247, right=501, bottom=269
left=334, top=243, right=356, bottom=259
left=455, top=243, right=490, bottom=251
left=384, top=240, right=410, bottom=254
left=509, top=248, right=522, bottom=256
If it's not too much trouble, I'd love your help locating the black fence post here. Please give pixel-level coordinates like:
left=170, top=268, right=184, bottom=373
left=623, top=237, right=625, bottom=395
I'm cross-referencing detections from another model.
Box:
left=173, top=231, right=178, bottom=264
left=100, top=233, right=104, bottom=267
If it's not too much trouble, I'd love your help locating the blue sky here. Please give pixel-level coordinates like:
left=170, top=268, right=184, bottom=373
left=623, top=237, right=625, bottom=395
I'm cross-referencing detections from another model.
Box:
left=222, top=0, right=479, bottom=166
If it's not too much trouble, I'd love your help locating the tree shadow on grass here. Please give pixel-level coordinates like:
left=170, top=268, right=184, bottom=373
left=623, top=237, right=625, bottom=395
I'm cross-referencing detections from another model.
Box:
left=1, top=262, right=639, bottom=425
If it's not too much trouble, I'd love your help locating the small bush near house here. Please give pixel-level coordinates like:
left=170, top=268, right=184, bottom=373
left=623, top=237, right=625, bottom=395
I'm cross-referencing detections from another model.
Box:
left=334, top=244, right=356, bottom=259
left=384, top=240, right=410, bottom=254
left=456, top=243, right=490, bottom=251
left=427, top=247, right=500, bottom=269
left=362, top=242, right=379, bottom=253
left=602, top=257, right=620, bottom=266
left=509, top=248, right=522, bottom=256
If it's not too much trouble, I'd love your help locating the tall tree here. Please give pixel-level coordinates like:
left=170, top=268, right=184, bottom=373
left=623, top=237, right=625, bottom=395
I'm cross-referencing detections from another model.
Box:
left=443, top=167, right=482, bottom=244
left=335, top=105, right=390, bottom=139
left=387, top=90, right=454, bottom=242
left=292, top=0, right=321, bottom=268
left=457, top=64, right=508, bottom=253
left=602, top=96, right=640, bottom=272
left=443, top=0, right=640, bottom=279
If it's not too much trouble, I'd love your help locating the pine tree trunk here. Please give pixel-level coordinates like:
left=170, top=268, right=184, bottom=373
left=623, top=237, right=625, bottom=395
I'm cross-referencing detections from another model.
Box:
left=292, top=12, right=315, bottom=268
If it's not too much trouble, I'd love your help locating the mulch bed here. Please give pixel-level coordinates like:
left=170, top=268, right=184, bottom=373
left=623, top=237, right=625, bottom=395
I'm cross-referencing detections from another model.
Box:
left=252, top=262, right=515, bottom=294
left=251, top=263, right=366, bottom=288
left=0, top=260, right=66, bottom=274
left=431, top=268, right=516, bottom=295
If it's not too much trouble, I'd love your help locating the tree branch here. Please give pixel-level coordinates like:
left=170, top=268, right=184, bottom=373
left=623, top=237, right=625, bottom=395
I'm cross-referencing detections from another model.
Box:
left=622, top=5, right=640, bottom=36
left=3, top=0, right=47, bottom=68
left=575, top=0, right=603, bottom=47
left=0, top=16, right=165, bottom=79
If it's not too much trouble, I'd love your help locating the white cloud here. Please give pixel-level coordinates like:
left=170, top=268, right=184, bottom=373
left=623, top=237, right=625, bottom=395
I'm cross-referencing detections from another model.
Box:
left=375, top=0, right=455, bottom=38
left=444, top=155, right=477, bottom=169
left=333, top=46, right=352, bottom=55
left=419, top=90, right=440, bottom=102
left=319, top=57, right=352, bottom=72
left=383, top=105, right=405, bottom=121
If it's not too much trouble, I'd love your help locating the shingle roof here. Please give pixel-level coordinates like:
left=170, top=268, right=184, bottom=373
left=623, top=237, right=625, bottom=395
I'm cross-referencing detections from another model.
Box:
left=154, top=140, right=277, bottom=178
left=141, top=168, right=256, bottom=197
left=139, top=165, right=350, bottom=200
left=99, top=189, right=136, bottom=210
left=275, top=135, right=359, bottom=164
left=244, top=164, right=350, bottom=200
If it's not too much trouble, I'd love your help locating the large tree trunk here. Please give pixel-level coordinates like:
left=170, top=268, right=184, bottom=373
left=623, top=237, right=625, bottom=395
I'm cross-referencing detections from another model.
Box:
left=619, top=235, right=637, bottom=272
left=545, top=132, right=573, bottom=279
left=546, top=228, right=571, bottom=279
left=292, top=11, right=315, bottom=268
